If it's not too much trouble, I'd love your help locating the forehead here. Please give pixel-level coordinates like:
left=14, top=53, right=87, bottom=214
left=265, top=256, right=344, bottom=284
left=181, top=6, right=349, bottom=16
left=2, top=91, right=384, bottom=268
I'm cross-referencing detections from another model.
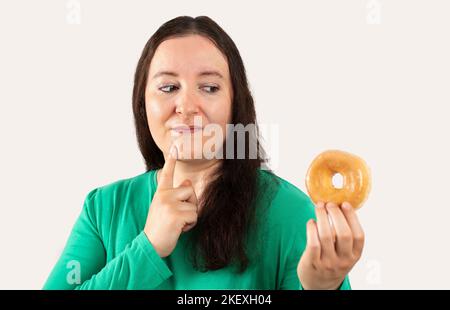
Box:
left=149, top=35, right=229, bottom=77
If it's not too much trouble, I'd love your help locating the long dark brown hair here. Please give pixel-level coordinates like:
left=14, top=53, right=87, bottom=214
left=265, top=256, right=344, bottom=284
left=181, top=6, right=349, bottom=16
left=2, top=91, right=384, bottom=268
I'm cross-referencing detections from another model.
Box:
left=132, top=16, right=276, bottom=272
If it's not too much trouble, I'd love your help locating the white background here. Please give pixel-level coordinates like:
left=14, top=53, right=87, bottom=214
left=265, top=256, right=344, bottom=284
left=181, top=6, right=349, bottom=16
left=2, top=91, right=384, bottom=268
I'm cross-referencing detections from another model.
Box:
left=0, top=0, right=449, bottom=289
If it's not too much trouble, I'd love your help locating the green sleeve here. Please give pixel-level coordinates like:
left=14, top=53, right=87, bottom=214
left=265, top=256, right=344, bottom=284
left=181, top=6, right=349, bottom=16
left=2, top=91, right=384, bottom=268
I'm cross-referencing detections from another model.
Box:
left=43, top=189, right=172, bottom=290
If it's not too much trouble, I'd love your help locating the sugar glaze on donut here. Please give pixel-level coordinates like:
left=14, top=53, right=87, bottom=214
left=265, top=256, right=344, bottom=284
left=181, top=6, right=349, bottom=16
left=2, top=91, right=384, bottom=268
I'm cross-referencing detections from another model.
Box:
left=305, top=150, right=371, bottom=210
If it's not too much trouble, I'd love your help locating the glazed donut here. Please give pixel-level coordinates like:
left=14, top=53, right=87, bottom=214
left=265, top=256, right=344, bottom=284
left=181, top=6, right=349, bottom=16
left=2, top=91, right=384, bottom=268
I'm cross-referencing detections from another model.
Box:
left=305, top=150, right=371, bottom=210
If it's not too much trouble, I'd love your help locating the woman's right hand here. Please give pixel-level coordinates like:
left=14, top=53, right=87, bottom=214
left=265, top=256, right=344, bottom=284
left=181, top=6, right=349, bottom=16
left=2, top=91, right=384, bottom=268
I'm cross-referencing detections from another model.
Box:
left=144, top=145, right=199, bottom=257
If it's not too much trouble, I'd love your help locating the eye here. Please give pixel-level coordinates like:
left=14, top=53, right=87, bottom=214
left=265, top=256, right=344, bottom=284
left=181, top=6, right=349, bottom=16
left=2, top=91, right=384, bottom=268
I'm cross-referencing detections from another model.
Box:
left=201, top=85, right=220, bottom=93
left=159, top=84, right=179, bottom=93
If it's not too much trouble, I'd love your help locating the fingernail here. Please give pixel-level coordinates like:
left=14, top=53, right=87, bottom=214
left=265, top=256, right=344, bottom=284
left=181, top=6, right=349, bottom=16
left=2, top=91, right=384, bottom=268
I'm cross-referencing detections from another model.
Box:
left=342, top=202, right=351, bottom=210
left=170, top=145, right=178, bottom=159
left=316, top=201, right=324, bottom=208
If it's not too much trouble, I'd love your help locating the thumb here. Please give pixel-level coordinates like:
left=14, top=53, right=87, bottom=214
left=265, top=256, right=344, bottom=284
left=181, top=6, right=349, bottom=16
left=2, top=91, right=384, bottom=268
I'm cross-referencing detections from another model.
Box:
left=178, top=179, right=191, bottom=187
left=178, top=179, right=199, bottom=206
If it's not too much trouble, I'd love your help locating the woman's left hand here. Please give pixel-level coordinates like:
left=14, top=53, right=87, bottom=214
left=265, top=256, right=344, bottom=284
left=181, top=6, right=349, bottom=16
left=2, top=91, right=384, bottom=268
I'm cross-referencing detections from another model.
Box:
left=297, top=201, right=365, bottom=290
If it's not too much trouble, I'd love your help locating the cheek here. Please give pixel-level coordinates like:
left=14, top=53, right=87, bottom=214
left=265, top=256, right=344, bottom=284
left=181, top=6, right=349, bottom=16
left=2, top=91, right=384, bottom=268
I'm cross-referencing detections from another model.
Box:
left=201, top=98, right=232, bottom=146
left=205, top=95, right=232, bottom=126
left=217, top=99, right=232, bottom=133
left=145, top=96, right=172, bottom=141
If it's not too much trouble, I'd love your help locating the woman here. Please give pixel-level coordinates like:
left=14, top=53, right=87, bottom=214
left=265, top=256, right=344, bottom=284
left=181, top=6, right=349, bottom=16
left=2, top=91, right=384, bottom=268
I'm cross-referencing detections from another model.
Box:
left=43, top=16, right=364, bottom=290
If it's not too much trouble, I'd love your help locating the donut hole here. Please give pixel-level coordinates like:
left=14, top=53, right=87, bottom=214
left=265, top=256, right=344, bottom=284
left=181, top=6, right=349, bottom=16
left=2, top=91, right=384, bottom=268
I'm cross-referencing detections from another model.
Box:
left=332, top=173, right=344, bottom=189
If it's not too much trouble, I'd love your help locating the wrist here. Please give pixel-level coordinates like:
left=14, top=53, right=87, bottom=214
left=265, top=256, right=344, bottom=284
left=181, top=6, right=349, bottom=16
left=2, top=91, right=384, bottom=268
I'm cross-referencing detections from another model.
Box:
left=143, top=230, right=163, bottom=257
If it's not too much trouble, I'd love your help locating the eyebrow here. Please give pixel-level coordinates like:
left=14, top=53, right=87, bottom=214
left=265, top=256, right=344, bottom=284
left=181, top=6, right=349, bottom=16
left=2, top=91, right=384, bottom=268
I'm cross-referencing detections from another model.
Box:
left=152, top=70, right=224, bottom=79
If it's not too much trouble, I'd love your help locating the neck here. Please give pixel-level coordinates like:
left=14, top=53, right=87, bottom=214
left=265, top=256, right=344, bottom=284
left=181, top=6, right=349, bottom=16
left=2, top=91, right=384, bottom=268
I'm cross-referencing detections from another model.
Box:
left=157, top=158, right=222, bottom=199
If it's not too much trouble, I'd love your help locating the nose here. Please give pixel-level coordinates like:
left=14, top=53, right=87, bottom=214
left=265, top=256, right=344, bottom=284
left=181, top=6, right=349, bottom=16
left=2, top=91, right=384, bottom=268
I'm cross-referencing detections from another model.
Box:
left=175, top=90, right=200, bottom=117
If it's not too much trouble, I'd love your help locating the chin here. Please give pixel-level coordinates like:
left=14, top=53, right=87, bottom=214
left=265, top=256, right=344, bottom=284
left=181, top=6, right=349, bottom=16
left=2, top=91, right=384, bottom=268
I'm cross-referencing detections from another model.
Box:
left=176, top=150, right=205, bottom=161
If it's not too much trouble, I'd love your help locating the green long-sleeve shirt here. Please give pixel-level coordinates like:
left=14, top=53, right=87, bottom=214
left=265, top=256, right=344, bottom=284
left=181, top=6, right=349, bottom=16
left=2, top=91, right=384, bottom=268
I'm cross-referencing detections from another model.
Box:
left=43, top=168, right=351, bottom=290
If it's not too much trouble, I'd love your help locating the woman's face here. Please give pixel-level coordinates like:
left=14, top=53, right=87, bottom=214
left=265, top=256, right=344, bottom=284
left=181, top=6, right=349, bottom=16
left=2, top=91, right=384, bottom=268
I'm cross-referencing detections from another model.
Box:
left=145, top=34, right=233, bottom=161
